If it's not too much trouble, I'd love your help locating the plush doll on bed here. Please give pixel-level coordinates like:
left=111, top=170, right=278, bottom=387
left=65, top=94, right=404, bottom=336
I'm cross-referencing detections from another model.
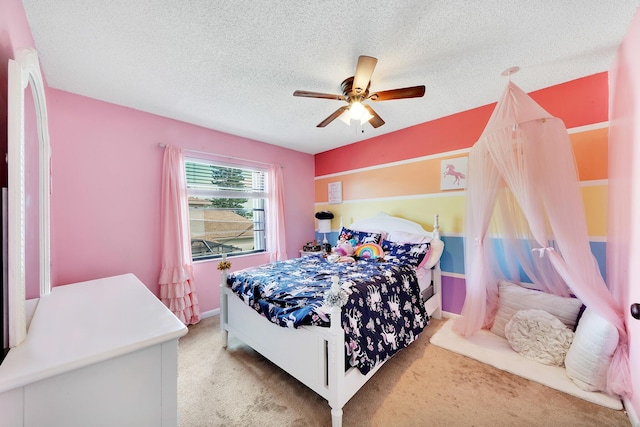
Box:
left=335, top=230, right=358, bottom=254
left=334, top=239, right=355, bottom=257
left=325, top=237, right=356, bottom=263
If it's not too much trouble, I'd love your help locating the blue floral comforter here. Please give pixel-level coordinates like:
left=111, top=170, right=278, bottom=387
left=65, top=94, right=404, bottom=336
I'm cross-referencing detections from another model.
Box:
left=227, top=254, right=428, bottom=374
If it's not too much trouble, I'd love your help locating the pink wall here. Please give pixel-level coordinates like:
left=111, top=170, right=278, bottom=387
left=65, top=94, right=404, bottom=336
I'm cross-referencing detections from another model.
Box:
left=608, top=7, right=640, bottom=419
left=1, top=0, right=315, bottom=313
left=46, top=89, right=314, bottom=313
left=0, top=0, right=37, bottom=73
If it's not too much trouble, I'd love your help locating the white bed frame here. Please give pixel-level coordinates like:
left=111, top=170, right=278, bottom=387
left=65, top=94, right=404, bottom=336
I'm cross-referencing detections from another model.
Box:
left=219, top=213, right=442, bottom=427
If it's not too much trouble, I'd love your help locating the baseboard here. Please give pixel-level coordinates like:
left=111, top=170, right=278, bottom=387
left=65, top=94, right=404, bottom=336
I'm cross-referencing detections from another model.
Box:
left=624, top=397, right=640, bottom=427
left=200, top=308, right=220, bottom=319
left=441, top=311, right=460, bottom=319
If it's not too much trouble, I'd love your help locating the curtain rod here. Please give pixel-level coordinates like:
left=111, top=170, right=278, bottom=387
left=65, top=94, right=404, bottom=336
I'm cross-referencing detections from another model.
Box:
left=158, top=143, right=281, bottom=168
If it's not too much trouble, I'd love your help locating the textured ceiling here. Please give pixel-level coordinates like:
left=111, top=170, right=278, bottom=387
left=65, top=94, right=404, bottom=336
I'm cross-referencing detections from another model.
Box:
left=21, top=1, right=640, bottom=155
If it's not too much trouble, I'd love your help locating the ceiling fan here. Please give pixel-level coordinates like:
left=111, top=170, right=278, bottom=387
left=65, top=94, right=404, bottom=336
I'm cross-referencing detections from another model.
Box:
left=293, top=55, right=425, bottom=129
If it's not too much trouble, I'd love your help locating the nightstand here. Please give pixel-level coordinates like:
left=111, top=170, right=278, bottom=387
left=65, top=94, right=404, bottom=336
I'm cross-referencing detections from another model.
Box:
left=300, top=250, right=324, bottom=257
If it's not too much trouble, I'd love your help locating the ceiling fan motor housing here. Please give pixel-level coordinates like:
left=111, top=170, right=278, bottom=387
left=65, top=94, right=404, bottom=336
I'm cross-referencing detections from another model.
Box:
left=341, top=76, right=369, bottom=104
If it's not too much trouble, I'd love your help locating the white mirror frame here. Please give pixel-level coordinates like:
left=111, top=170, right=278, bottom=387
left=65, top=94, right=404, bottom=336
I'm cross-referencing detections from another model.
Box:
left=7, top=48, right=51, bottom=346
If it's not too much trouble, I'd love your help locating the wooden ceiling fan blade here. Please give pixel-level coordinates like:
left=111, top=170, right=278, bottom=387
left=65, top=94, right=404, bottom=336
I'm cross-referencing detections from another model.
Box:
left=369, top=85, right=426, bottom=101
left=317, top=106, right=349, bottom=127
left=352, top=56, right=378, bottom=94
left=364, top=105, right=385, bottom=128
left=293, top=90, right=346, bottom=101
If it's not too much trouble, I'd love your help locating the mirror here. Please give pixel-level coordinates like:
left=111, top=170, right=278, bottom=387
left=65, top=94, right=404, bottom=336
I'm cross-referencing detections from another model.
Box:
left=6, top=48, right=51, bottom=346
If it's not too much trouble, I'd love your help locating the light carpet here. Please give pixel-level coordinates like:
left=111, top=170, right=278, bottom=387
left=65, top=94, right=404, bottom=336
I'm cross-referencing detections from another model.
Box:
left=178, top=316, right=630, bottom=426
left=429, top=317, right=623, bottom=410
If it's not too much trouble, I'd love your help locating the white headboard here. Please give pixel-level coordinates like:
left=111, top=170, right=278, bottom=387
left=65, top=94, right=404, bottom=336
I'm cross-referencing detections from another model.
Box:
left=348, top=212, right=440, bottom=240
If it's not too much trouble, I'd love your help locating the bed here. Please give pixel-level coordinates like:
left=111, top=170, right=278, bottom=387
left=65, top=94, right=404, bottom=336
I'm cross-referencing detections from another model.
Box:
left=219, top=212, right=443, bottom=427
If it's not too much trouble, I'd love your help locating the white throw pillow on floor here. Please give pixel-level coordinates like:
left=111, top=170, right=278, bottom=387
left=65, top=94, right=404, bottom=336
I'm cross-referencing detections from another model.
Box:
left=491, top=281, right=583, bottom=338
left=564, top=307, right=618, bottom=392
left=505, top=309, right=574, bottom=367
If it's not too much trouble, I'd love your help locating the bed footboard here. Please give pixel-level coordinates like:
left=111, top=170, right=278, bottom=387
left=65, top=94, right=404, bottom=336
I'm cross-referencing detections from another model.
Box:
left=221, top=271, right=383, bottom=427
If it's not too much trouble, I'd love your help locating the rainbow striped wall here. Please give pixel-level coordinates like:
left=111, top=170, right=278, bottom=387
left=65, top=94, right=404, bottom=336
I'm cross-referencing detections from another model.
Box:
left=314, top=73, right=609, bottom=315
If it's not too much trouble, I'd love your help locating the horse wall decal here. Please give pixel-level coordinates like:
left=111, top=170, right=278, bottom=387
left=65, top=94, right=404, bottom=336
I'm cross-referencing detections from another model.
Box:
left=443, top=163, right=466, bottom=185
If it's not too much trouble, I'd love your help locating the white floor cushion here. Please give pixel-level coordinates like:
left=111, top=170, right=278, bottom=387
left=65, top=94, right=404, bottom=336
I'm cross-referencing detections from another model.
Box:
left=430, top=319, right=623, bottom=409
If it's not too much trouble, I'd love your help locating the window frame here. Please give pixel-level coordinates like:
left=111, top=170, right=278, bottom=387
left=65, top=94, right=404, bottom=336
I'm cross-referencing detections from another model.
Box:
left=185, top=156, right=269, bottom=261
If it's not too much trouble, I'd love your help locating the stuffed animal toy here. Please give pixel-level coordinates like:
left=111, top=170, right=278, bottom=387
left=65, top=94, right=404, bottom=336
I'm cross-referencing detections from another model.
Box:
left=334, top=239, right=354, bottom=256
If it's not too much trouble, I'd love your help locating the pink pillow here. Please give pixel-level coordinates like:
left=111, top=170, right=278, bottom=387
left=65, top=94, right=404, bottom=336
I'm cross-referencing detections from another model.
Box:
left=417, top=246, right=433, bottom=269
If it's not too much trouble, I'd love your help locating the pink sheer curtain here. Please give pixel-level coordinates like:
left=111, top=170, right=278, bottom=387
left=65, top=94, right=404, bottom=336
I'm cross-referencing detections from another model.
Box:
left=607, top=8, right=640, bottom=404
left=267, top=164, right=287, bottom=262
left=158, top=145, right=201, bottom=325
left=454, top=82, right=630, bottom=397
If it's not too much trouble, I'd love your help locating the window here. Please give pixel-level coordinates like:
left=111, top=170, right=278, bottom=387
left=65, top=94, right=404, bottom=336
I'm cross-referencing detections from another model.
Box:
left=185, top=158, right=267, bottom=260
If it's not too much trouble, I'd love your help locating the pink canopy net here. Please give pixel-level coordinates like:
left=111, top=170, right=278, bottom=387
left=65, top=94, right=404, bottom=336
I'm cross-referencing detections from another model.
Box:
left=453, top=81, right=630, bottom=397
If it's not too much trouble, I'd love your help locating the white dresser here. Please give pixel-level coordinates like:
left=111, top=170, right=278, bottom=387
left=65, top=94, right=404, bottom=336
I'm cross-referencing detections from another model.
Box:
left=0, top=274, right=188, bottom=427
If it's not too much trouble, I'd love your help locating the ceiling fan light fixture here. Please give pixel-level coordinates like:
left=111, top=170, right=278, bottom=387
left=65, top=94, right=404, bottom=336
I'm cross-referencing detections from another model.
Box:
left=338, top=110, right=352, bottom=125
left=349, top=101, right=365, bottom=120
left=338, top=107, right=373, bottom=126
left=360, top=109, right=373, bottom=124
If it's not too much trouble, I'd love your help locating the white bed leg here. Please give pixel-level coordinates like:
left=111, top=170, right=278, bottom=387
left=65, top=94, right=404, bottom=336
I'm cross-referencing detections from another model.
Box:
left=331, top=407, right=343, bottom=427
left=221, top=266, right=229, bottom=348
left=432, top=262, right=442, bottom=320
left=327, top=277, right=346, bottom=427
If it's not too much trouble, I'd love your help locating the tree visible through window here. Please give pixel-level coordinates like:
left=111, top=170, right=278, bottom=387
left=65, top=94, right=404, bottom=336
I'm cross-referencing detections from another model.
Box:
left=185, top=159, right=267, bottom=260
left=209, top=166, right=250, bottom=215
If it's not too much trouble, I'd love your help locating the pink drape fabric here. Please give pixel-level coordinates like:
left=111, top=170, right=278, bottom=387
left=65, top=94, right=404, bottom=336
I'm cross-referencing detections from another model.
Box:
left=267, top=164, right=287, bottom=262
left=607, top=8, right=640, bottom=403
left=454, top=82, right=630, bottom=397
left=158, top=145, right=200, bottom=325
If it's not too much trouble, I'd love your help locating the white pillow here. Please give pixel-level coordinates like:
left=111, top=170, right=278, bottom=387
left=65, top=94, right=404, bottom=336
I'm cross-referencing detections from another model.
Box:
left=386, top=230, right=431, bottom=244
left=490, top=281, right=583, bottom=338
left=505, top=309, right=574, bottom=366
left=564, top=307, right=618, bottom=392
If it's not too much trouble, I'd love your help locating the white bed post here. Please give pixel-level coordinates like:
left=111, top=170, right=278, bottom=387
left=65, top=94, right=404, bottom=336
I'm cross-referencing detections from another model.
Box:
left=327, top=276, right=345, bottom=427
left=432, top=214, right=442, bottom=319
left=220, top=255, right=229, bottom=348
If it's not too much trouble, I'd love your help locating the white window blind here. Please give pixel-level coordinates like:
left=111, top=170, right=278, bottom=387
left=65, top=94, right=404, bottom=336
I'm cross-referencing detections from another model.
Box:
left=185, top=159, right=267, bottom=259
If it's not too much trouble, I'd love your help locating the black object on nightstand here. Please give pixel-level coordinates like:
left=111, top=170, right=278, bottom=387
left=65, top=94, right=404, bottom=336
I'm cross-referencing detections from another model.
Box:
left=303, top=241, right=322, bottom=252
